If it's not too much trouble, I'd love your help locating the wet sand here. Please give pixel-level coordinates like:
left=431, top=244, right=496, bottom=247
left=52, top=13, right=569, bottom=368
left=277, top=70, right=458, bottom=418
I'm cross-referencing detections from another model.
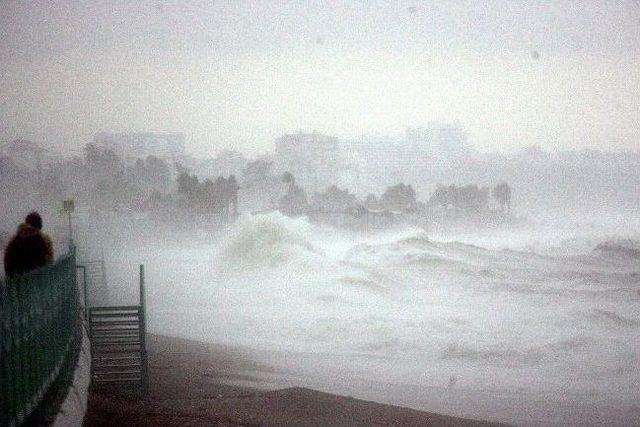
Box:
left=84, top=334, right=502, bottom=426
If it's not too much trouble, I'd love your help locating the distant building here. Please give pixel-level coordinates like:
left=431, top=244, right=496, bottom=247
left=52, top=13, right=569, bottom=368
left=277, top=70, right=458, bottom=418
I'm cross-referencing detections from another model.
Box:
left=337, top=136, right=410, bottom=195
left=196, top=150, right=247, bottom=179
left=274, top=131, right=340, bottom=193
left=338, top=123, right=467, bottom=194
left=273, top=123, right=468, bottom=196
left=92, top=132, right=186, bottom=163
left=0, top=139, right=47, bottom=170
left=406, top=122, right=467, bottom=165
left=335, top=139, right=365, bottom=193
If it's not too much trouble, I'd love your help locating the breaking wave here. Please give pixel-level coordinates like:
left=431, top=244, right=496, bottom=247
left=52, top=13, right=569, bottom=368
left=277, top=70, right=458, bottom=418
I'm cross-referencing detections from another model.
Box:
left=134, top=212, right=640, bottom=405
left=441, top=343, right=544, bottom=367
left=217, top=212, right=324, bottom=268
left=592, top=239, right=640, bottom=259
left=582, top=308, right=640, bottom=327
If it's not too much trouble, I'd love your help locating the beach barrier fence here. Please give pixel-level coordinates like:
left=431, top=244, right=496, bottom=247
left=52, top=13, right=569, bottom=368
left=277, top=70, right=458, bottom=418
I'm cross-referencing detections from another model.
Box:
left=0, top=250, right=81, bottom=427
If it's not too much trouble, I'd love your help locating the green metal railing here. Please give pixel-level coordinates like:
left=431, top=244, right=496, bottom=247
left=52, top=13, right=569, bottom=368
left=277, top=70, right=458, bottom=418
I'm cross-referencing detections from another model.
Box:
left=0, top=250, right=79, bottom=427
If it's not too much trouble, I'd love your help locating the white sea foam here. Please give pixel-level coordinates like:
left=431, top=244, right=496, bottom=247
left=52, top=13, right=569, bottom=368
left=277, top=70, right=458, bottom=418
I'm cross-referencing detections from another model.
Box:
left=103, top=212, right=640, bottom=424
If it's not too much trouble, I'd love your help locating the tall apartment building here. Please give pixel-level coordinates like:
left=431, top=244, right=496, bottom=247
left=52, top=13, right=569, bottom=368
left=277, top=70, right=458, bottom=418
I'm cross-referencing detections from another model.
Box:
left=92, top=132, right=186, bottom=163
left=274, top=131, right=340, bottom=193
left=273, top=123, right=468, bottom=196
left=406, top=122, right=467, bottom=166
left=336, top=136, right=410, bottom=195
left=0, top=138, right=47, bottom=170
left=196, top=150, right=247, bottom=179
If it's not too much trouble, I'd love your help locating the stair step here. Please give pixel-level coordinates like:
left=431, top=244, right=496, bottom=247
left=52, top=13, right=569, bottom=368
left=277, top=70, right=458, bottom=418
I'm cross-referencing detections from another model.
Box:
left=91, top=305, right=141, bottom=311
left=91, top=312, right=140, bottom=319
left=90, top=320, right=140, bottom=326
left=93, top=377, right=142, bottom=383
left=92, top=342, right=141, bottom=347
left=91, top=349, right=142, bottom=355
left=93, top=369, right=142, bottom=376
left=93, top=363, right=142, bottom=369
left=91, top=330, right=140, bottom=335
left=93, top=355, right=141, bottom=361
left=92, top=338, right=141, bottom=344
left=93, top=360, right=141, bottom=366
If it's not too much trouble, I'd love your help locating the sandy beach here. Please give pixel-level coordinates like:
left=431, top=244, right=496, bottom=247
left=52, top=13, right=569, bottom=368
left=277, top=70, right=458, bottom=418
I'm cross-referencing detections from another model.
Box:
left=84, top=334, right=501, bottom=426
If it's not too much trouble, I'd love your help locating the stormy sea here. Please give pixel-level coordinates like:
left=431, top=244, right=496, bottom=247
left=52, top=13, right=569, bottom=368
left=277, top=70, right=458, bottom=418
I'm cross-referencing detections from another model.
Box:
left=102, top=212, right=640, bottom=425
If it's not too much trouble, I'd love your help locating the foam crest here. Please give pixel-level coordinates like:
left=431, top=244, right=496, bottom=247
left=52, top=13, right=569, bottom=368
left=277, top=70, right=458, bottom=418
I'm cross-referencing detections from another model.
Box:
left=217, top=212, right=323, bottom=268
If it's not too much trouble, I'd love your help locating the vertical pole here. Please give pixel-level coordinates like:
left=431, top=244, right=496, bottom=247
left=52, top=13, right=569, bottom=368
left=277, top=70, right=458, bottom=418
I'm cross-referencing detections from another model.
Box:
left=101, top=257, right=108, bottom=304
left=139, top=264, right=149, bottom=397
left=139, top=264, right=145, bottom=316
left=67, top=210, right=73, bottom=250
left=76, top=265, right=88, bottom=321
left=82, top=266, right=87, bottom=320
left=36, top=149, right=43, bottom=206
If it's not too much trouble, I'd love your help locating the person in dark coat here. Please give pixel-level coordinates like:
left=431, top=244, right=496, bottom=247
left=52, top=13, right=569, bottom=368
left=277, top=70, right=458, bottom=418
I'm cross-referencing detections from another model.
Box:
left=3, top=212, right=54, bottom=278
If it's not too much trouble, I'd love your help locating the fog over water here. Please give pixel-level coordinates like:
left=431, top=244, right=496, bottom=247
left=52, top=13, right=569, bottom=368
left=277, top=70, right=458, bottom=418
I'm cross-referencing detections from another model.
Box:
left=3, top=2, right=640, bottom=425
left=90, top=212, right=640, bottom=425
left=2, top=1, right=640, bottom=153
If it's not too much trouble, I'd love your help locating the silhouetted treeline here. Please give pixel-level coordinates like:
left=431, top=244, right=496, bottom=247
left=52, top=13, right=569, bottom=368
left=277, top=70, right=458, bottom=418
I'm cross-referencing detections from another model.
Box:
left=274, top=169, right=513, bottom=229
left=0, top=138, right=517, bottom=233
left=175, top=166, right=239, bottom=222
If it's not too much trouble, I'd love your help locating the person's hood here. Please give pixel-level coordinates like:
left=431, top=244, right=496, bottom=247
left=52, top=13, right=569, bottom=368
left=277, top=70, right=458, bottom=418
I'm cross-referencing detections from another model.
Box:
left=16, top=223, right=40, bottom=238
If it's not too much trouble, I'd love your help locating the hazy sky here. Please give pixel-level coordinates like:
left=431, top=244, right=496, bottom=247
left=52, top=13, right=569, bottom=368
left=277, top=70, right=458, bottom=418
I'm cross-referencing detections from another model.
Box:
left=1, top=1, right=639, bottom=157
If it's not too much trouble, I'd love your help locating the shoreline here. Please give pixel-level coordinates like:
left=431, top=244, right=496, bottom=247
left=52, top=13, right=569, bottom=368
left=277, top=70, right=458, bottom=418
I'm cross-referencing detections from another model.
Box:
left=84, top=333, right=502, bottom=426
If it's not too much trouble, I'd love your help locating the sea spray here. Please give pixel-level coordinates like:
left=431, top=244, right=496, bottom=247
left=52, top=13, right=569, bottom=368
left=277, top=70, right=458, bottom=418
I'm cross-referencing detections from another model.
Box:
left=105, top=214, right=640, bottom=402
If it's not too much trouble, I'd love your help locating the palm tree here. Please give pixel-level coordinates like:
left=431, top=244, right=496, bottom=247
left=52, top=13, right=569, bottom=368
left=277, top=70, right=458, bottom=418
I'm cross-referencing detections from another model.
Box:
left=492, top=182, right=512, bottom=213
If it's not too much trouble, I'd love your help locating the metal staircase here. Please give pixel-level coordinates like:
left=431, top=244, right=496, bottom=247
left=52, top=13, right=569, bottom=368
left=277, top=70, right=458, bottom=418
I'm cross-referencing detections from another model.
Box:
left=88, top=265, right=148, bottom=395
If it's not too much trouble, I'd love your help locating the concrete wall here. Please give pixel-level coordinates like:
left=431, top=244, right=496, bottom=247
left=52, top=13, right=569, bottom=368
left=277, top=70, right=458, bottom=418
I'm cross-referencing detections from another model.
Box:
left=53, top=321, right=91, bottom=427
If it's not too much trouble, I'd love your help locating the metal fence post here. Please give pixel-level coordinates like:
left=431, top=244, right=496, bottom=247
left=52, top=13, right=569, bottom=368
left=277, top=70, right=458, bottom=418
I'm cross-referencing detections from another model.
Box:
left=139, top=265, right=149, bottom=397
left=76, top=265, right=88, bottom=321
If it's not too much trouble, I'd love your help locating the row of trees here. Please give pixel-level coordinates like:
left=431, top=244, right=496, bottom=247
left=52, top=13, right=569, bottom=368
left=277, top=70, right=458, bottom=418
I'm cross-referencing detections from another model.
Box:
left=224, top=154, right=513, bottom=219
left=1, top=137, right=513, bottom=230
left=82, top=143, right=173, bottom=207
left=430, top=184, right=486, bottom=214
left=176, top=167, right=239, bottom=221
left=278, top=176, right=420, bottom=216
left=1, top=141, right=243, bottom=227
left=0, top=142, right=174, bottom=217
left=276, top=172, right=512, bottom=218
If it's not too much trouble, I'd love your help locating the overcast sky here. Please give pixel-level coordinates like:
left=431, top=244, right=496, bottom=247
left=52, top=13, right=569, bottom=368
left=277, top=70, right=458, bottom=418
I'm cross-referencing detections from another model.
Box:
left=1, top=1, right=639, bottom=157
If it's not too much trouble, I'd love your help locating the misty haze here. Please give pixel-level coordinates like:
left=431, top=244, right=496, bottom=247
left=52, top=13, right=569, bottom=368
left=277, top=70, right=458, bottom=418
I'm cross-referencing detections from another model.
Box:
left=1, top=2, right=640, bottom=426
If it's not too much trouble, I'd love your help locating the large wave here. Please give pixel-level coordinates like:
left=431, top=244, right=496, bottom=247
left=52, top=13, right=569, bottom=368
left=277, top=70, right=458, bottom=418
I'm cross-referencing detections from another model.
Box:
left=217, top=212, right=325, bottom=269
left=107, top=212, right=640, bottom=413
left=592, top=239, right=640, bottom=260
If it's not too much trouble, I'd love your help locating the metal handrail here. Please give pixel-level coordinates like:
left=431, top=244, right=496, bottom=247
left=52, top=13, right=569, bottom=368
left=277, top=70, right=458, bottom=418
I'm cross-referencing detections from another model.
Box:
left=0, top=250, right=79, bottom=427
